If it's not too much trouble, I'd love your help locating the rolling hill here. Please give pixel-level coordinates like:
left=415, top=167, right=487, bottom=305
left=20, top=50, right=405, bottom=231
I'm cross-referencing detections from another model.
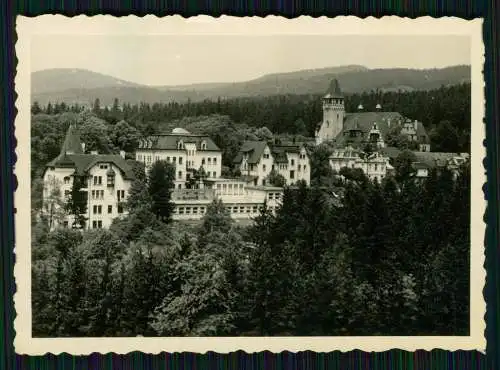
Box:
left=31, top=65, right=470, bottom=106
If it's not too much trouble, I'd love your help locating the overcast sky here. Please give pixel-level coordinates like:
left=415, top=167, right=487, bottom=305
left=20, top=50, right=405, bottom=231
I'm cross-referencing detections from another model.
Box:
left=31, top=35, right=470, bottom=86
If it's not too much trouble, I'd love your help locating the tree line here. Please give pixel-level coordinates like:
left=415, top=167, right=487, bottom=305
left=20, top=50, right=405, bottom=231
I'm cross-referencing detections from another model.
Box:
left=31, top=158, right=470, bottom=337
left=32, top=82, right=471, bottom=153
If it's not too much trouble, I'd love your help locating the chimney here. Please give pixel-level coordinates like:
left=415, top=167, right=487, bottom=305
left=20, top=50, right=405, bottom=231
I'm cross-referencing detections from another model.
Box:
left=120, top=150, right=126, bottom=159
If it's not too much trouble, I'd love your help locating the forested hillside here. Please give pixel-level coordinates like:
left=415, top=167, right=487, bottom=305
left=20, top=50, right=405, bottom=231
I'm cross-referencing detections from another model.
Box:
left=30, top=81, right=471, bottom=337
left=31, top=65, right=470, bottom=106
left=31, top=82, right=471, bottom=180
left=31, top=161, right=470, bottom=336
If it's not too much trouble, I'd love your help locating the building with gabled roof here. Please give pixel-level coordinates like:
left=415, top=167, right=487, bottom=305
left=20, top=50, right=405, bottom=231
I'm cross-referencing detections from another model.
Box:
left=315, top=79, right=431, bottom=152
left=233, top=140, right=310, bottom=186
left=43, top=123, right=134, bottom=230
left=135, top=128, right=222, bottom=189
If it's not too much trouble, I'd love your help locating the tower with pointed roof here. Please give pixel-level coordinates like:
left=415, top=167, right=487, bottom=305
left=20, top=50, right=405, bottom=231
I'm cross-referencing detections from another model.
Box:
left=316, top=79, right=345, bottom=145
left=60, top=122, right=84, bottom=156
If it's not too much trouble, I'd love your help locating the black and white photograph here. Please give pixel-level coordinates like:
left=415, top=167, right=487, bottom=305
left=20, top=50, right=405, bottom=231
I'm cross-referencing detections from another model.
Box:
left=14, top=15, right=485, bottom=354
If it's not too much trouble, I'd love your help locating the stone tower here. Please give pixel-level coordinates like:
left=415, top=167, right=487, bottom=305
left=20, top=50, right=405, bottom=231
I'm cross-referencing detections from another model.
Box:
left=315, top=79, right=345, bottom=145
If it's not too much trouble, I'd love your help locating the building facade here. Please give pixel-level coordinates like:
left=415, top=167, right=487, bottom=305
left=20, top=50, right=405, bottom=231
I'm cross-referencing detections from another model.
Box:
left=315, top=80, right=431, bottom=151
left=315, top=79, right=345, bottom=145
left=42, top=123, right=134, bottom=230
left=171, top=177, right=283, bottom=221
left=233, top=141, right=311, bottom=186
left=135, top=128, right=223, bottom=189
left=329, top=146, right=393, bottom=182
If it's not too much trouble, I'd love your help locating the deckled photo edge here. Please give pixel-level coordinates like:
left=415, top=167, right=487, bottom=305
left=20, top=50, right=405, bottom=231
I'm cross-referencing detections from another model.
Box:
left=13, top=15, right=486, bottom=355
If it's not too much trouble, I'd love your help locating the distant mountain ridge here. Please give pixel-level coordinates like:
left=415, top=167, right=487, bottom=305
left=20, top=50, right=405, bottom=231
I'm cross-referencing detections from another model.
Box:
left=31, top=65, right=470, bottom=106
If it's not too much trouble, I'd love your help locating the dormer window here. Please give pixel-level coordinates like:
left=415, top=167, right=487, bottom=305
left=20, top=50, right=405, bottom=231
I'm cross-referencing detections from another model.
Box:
left=201, top=140, right=207, bottom=150
left=63, top=176, right=71, bottom=184
left=106, top=167, right=116, bottom=187
left=177, top=140, right=184, bottom=150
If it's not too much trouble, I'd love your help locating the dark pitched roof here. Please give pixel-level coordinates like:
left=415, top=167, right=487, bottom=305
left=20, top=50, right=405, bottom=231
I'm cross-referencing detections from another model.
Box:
left=233, top=141, right=305, bottom=165
left=379, top=146, right=402, bottom=159
left=233, top=141, right=268, bottom=164
left=324, top=79, right=343, bottom=99
left=138, top=134, right=220, bottom=151
left=47, top=154, right=135, bottom=180
left=412, top=151, right=467, bottom=168
left=60, top=123, right=84, bottom=155
left=333, top=112, right=429, bottom=148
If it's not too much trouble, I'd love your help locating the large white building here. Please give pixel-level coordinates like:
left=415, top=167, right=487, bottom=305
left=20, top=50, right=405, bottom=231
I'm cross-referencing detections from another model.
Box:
left=329, top=146, right=393, bottom=182
left=42, top=123, right=134, bottom=230
left=135, top=128, right=223, bottom=189
left=232, top=141, right=311, bottom=186
left=171, top=177, right=283, bottom=221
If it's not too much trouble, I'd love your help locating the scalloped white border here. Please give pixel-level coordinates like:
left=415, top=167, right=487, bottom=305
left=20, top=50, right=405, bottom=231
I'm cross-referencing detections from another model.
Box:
left=13, top=15, right=486, bottom=355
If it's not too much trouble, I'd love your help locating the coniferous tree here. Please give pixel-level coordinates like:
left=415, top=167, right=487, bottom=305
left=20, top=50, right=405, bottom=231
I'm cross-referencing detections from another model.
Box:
left=147, top=160, right=175, bottom=223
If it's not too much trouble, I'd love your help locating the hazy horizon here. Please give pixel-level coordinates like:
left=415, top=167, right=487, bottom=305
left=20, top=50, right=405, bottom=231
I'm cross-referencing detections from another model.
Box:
left=31, top=35, right=471, bottom=86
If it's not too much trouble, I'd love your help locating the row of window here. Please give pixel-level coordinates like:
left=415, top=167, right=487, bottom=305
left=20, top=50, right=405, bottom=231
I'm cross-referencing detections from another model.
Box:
left=92, top=175, right=115, bottom=187
left=92, top=204, right=124, bottom=214
left=215, top=183, right=245, bottom=196
left=138, top=154, right=220, bottom=167
left=174, top=205, right=276, bottom=215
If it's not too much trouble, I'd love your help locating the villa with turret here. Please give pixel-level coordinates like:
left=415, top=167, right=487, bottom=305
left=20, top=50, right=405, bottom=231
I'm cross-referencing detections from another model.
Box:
left=316, top=79, right=432, bottom=181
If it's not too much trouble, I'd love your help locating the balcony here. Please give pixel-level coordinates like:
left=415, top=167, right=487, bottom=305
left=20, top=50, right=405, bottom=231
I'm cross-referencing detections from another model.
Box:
left=171, top=188, right=215, bottom=201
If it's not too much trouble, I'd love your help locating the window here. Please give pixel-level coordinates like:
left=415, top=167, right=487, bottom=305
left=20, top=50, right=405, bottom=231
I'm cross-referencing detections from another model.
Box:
left=178, top=171, right=182, bottom=179
left=167, top=156, right=170, bottom=162
left=252, top=206, right=258, bottom=213
left=99, top=164, right=108, bottom=169
left=107, top=174, right=115, bottom=187
left=185, top=207, right=191, bottom=214
left=240, top=206, right=245, bottom=213
left=269, top=193, right=274, bottom=200
left=200, top=207, right=205, bottom=214
left=173, top=157, right=177, bottom=163
left=97, top=221, right=102, bottom=229
left=179, top=207, right=184, bottom=214
left=374, top=164, right=378, bottom=171
left=239, top=184, right=244, bottom=195
left=92, top=221, right=97, bottom=229
left=291, top=159, right=295, bottom=166
left=100, top=190, right=104, bottom=199
left=262, top=179, right=266, bottom=186
left=137, top=154, right=142, bottom=161
left=212, top=172, right=216, bottom=178
left=222, top=184, right=227, bottom=194
left=208, top=158, right=212, bottom=165
left=93, top=205, right=102, bottom=214
left=303, top=165, right=307, bottom=171
left=178, top=184, right=182, bottom=189
left=263, top=153, right=270, bottom=159
left=298, top=165, right=301, bottom=171
left=179, top=157, right=183, bottom=165
left=155, top=156, right=159, bottom=161
left=108, top=205, right=112, bottom=214
left=118, top=205, right=123, bottom=214
left=233, top=206, right=238, bottom=213
left=63, top=176, right=70, bottom=184
left=64, top=190, right=70, bottom=198
left=202, top=158, right=206, bottom=165
left=246, top=207, right=251, bottom=213
left=193, top=207, right=198, bottom=214
left=93, top=205, right=97, bottom=214
left=117, top=190, right=125, bottom=201
left=213, top=157, right=217, bottom=164
left=290, top=170, right=295, bottom=179
left=91, top=190, right=96, bottom=199
left=263, top=165, right=266, bottom=171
